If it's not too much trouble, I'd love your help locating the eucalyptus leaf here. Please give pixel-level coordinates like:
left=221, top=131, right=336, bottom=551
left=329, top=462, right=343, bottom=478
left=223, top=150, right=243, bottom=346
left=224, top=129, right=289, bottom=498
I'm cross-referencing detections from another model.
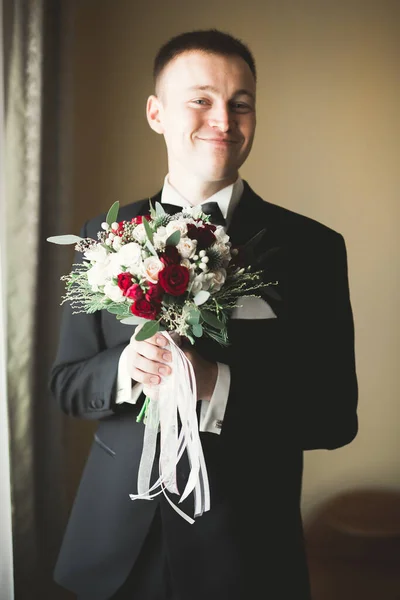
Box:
left=165, top=230, right=181, bottom=247
left=106, top=304, right=130, bottom=316
left=193, top=290, right=210, bottom=306
left=186, top=308, right=200, bottom=325
left=145, top=239, right=158, bottom=257
left=47, top=234, right=83, bottom=245
left=148, top=198, right=156, bottom=218
left=200, top=309, right=224, bottom=330
left=106, top=201, right=120, bottom=226
left=192, top=323, right=203, bottom=337
left=120, top=315, right=149, bottom=326
left=134, top=320, right=160, bottom=341
left=155, top=201, right=165, bottom=217
left=143, top=217, right=153, bottom=243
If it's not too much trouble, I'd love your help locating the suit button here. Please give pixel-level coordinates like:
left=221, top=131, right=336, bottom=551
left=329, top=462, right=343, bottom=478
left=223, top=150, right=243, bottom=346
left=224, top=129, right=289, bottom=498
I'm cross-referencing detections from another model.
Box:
left=90, top=398, right=104, bottom=409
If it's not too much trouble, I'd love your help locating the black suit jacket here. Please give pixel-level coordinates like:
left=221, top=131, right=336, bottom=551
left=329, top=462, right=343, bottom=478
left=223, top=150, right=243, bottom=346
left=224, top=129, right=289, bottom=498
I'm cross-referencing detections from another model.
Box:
left=50, top=181, right=358, bottom=600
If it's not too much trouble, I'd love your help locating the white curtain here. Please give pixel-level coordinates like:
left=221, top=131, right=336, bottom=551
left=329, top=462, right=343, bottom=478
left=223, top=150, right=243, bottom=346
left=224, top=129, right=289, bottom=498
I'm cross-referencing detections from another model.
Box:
left=4, top=0, right=74, bottom=596
left=0, top=0, right=15, bottom=595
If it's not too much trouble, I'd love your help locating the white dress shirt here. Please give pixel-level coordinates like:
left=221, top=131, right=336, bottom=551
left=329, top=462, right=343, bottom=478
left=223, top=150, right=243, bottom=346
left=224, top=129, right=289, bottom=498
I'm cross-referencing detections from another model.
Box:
left=114, top=175, right=276, bottom=434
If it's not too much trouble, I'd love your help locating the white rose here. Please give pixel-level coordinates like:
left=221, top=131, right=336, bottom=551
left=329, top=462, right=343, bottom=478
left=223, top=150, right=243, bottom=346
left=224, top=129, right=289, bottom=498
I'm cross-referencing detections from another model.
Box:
left=143, top=256, right=164, bottom=283
left=177, top=237, right=197, bottom=259
left=153, top=226, right=169, bottom=250
left=132, top=223, right=147, bottom=243
left=84, top=244, right=109, bottom=264
left=214, top=226, right=230, bottom=244
left=214, top=242, right=232, bottom=266
left=166, top=219, right=188, bottom=237
left=103, top=282, right=125, bottom=303
left=87, top=263, right=109, bottom=291
left=112, top=236, right=122, bottom=251
left=210, top=268, right=227, bottom=292
left=190, top=277, right=203, bottom=296
left=185, top=205, right=203, bottom=220
left=117, top=242, right=142, bottom=268
left=180, top=258, right=192, bottom=270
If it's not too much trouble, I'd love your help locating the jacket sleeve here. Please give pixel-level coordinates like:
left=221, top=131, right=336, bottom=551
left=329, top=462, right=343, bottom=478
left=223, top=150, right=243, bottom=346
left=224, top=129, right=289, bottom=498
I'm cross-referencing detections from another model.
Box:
left=49, top=220, right=135, bottom=420
left=221, top=230, right=358, bottom=452
left=288, top=232, right=359, bottom=450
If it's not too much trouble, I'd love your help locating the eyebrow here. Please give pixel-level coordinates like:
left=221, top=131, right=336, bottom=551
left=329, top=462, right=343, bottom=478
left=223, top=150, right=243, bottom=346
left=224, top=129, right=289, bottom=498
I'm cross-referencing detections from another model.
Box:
left=187, top=85, right=255, bottom=101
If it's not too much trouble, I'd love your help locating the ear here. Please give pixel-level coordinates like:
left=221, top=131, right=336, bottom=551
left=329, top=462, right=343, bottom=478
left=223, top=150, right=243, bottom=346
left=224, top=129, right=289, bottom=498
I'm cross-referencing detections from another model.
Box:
left=146, top=95, right=164, bottom=134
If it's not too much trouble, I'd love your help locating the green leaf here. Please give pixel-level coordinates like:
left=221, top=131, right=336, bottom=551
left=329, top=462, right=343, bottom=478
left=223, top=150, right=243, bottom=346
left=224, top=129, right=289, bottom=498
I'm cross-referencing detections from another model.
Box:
left=47, top=234, right=83, bottom=245
left=186, top=308, right=200, bottom=325
left=165, top=230, right=181, bottom=247
left=134, top=320, right=160, bottom=341
left=120, top=315, right=149, bottom=326
left=106, top=303, right=130, bottom=316
left=155, top=201, right=165, bottom=217
left=106, top=201, right=120, bottom=226
left=145, top=239, right=158, bottom=257
left=200, top=309, right=224, bottom=330
left=192, top=323, right=203, bottom=337
left=148, top=198, right=156, bottom=219
left=193, top=290, right=210, bottom=306
left=143, top=216, right=154, bottom=243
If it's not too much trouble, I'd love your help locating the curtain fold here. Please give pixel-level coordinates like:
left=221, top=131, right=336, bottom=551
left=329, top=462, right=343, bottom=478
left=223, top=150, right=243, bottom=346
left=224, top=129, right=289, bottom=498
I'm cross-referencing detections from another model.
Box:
left=0, top=0, right=15, bottom=596
left=6, top=2, right=43, bottom=595
left=5, top=0, right=73, bottom=597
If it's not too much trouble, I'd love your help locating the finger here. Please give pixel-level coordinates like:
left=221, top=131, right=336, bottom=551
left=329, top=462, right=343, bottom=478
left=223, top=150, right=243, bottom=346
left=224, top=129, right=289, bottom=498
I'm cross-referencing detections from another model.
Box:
left=129, top=335, right=172, bottom=364
left=130, top=366, right=162, bottom=387
left=133, top=352, right=172, bottom=378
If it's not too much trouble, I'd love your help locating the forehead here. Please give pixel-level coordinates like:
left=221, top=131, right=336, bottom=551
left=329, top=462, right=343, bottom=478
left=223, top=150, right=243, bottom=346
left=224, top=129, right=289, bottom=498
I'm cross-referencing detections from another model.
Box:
left=159, top=51, right=256, bottom=97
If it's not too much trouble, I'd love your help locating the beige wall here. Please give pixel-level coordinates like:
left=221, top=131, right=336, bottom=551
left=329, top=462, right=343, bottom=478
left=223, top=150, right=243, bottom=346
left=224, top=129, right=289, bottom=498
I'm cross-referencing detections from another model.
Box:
left=67, top=0, right=400, bottom=518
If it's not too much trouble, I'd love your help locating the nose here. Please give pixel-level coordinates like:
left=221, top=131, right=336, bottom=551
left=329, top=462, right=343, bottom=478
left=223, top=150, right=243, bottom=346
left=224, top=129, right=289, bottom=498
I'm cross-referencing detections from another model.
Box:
left=208, top=105, right=235, bottom=133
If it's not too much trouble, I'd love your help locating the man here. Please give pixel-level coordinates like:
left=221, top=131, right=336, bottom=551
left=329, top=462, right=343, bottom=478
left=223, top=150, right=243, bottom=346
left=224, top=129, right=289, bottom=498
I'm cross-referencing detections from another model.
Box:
left=51, top=29, right=358, bottom=600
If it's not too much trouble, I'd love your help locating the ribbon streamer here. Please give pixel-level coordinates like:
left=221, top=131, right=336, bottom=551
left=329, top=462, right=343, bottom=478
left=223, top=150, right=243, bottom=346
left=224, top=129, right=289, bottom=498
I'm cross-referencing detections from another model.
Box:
left=129, top=332, right=211, bottom=524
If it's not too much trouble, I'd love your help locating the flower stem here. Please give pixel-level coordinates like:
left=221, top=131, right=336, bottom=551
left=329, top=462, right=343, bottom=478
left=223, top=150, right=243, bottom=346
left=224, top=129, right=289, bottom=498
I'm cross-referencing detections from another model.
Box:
left=136, top=395, right=150, bottom=423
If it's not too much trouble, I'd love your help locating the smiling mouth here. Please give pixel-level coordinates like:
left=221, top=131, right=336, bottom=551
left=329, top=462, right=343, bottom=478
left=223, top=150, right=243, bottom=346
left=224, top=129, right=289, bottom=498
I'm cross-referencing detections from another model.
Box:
left=199, top=138, right=239, bottom=146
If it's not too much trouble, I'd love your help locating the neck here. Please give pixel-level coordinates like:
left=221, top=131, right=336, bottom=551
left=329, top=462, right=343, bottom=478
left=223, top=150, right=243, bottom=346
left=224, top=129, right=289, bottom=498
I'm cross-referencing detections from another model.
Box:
left=167, top=170, right=238, bottom=205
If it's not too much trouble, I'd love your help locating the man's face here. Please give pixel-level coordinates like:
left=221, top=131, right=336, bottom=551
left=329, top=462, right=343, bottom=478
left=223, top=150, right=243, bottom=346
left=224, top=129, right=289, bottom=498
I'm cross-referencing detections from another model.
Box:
left=147, top=51, right=256, bottom=186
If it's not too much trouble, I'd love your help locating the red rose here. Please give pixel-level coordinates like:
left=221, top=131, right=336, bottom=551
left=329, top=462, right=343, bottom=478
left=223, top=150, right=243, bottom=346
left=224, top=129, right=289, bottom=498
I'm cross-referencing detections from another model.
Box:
left=125, top=283, right=144, bottom=300
left=160, top=245, right=180, bottom=266
left=117, top=272, right=133, bottom=292
left=145, top=283, right=163, bottom=304
left=130, top=298, right=159, bottom=320
left=187, top=224, right=216, bottom=250
left=158, top=264, right=190, bottom=296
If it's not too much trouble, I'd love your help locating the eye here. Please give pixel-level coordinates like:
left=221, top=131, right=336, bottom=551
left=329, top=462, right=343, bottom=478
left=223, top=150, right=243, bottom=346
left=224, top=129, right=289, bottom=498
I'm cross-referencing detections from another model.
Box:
left=191, top=99, right=209, bottom=106
left=231, top=102, right=253, bottom=113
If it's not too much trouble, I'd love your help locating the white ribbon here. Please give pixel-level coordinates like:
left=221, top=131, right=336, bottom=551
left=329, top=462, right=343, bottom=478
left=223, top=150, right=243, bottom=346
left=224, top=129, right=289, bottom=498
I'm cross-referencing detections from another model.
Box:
left=129, top=332, right=211, bottom=524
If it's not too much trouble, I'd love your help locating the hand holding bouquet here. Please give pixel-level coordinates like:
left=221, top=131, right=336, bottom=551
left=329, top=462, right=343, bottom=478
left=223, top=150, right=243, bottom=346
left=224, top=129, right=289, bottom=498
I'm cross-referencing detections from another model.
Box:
left=48, top=199, right=278, bottom=522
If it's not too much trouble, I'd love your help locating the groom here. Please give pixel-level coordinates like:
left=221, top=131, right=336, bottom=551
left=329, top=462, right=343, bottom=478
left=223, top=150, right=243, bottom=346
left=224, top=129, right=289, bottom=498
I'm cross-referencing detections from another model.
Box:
left=50, top=29, right=358, bottom=600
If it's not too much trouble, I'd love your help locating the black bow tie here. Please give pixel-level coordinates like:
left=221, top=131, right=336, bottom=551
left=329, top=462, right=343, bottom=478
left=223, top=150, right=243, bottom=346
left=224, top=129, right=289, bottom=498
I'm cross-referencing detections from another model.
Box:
left=162, top=201, right=226, bottom=227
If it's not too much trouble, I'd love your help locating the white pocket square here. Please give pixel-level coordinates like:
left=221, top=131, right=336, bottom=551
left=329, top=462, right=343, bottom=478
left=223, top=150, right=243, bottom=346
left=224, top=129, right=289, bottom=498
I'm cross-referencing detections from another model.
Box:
left=231, top=296, right=277, bottom=320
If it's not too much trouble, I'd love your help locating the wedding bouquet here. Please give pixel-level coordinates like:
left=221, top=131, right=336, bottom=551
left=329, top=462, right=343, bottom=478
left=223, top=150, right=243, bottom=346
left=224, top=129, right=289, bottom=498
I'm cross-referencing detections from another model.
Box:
left=48, top=200, right=278, bottom=522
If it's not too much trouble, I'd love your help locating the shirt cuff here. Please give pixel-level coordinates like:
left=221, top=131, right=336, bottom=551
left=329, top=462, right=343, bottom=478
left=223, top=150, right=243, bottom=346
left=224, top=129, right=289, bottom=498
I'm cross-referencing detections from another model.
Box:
left=199, top=362, right=230, bottom=435
left=115, top=345, right=143, bottom=405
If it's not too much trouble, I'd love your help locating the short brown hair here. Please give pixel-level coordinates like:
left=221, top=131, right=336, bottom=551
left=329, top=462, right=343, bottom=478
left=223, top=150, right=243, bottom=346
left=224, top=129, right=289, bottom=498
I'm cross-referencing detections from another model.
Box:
left=153, top=29, right=257, bottom=92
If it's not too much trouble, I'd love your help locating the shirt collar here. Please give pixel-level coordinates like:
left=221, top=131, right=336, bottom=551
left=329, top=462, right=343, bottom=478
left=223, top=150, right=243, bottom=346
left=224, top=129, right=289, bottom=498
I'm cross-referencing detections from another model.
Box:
left=160, top=174, right=244, bottom=229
